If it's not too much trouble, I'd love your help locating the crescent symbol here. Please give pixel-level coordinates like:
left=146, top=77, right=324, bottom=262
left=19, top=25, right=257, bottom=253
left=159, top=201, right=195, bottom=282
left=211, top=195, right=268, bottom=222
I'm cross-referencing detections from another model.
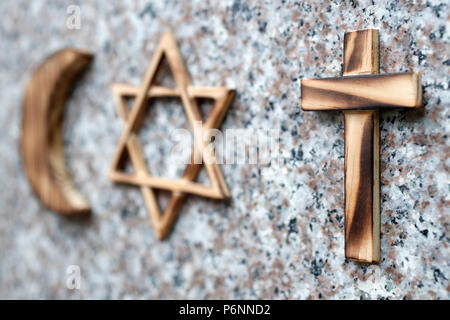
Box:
left=21, top=49, right=93, bottom=215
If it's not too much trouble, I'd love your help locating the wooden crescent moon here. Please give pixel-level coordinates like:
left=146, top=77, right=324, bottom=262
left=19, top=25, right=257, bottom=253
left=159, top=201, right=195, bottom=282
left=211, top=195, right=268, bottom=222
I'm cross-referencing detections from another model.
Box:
left=21, top=49, right=93, bottom=215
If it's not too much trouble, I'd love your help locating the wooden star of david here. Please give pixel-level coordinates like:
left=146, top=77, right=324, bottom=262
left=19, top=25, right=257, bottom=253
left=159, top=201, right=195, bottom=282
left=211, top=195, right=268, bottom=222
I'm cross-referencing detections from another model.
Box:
left=108, top=31, right=235, bottom=240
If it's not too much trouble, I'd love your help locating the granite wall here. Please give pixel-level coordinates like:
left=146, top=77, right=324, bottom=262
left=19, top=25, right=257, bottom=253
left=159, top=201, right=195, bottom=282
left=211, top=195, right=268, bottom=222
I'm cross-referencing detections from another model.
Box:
left=0, top=0, right=448, bottom=299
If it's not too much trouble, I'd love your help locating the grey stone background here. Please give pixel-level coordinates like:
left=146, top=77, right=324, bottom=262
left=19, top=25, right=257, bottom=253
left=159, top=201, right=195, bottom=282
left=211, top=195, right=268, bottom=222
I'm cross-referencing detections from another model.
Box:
left=0, top=0, right=448, bottom=299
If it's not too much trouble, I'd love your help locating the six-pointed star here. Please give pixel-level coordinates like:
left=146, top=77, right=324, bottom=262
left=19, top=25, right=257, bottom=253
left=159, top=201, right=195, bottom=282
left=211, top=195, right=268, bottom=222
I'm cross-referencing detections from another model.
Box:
left=109, top=31, right=235, bottom=239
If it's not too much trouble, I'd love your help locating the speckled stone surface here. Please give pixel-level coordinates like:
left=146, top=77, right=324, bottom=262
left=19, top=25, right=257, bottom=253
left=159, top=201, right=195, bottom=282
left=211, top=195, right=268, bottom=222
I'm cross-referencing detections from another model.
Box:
left=0, top=0, right=448, bottom=299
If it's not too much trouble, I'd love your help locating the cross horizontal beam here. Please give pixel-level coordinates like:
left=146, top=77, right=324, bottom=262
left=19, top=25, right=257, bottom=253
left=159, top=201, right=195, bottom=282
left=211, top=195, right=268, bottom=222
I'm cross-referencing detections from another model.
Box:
left=301, top=72, right=422, bottom=111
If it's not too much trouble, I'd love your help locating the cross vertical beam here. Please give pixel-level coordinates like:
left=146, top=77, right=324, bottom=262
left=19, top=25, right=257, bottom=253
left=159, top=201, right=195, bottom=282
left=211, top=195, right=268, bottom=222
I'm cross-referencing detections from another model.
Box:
left=343, top=29, right=380, bottom=262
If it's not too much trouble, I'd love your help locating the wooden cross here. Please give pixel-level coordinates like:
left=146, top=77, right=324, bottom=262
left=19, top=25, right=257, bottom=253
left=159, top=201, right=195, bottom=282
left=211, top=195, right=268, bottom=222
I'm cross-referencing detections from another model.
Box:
left=300, top=29, right=423, bottom=263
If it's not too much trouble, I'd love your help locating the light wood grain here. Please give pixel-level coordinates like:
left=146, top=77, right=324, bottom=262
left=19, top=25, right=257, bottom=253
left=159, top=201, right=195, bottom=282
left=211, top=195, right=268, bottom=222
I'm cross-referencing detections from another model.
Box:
left=112, top=83, right=232, bottom=100
left=22, top=49, right=93, bottom=215
left=301, top=72, right=422, bottom=111
left=109, top=31, right=235, bottom=240
left=344, top=110, right=380, bottom=262
left=343, top=29, right=379, bottom=76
